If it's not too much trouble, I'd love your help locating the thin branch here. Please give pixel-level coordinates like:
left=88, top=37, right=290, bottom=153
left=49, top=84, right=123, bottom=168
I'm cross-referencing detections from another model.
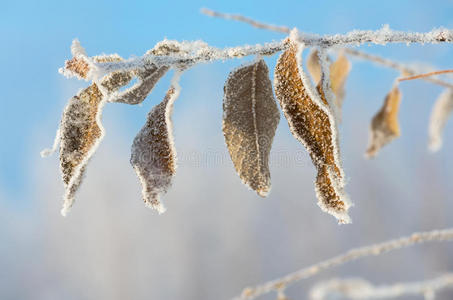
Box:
left=309, top=274, right=453, bottom=300
left=399, top=69, right=453, bottom=83
left=233, top=227, right=453, bottom=300
left=202, top=8, right=453, bottom=89
left=202, top=8, right=453, bottom=47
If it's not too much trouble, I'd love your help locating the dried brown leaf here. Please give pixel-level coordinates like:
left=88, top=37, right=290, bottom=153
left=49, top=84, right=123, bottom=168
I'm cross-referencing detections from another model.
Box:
left=65, top=56, right=90, bottom=79
left=223, top=59, right=280, bottom=196
left=130, top=86, right=180, bottom=213
left=59, top=83, right=105, bottom=215
left=428, top=88, right=453, bottom=152
left=366, top=86, right=402, bottom=158
left=274, top=39, right=351, bottom=223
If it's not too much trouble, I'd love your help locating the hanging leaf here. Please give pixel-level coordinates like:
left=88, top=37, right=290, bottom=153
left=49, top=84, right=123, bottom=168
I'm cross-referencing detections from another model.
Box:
left=366, top=86, right=402, bottom=158
left=307, top=50, right=351, bottom=112
left=130, top=86, right=180, bottom=213
left=108, top=64, right=169, bottom=104
left=329, top=53, right=351, bottom=110
left=274, top=38, right=351, bottom=224
left=223, top=59, right=280, bottom=196
left=428, top=88, right=453, bottom=152
left=59, top=83, right=105, bottom=216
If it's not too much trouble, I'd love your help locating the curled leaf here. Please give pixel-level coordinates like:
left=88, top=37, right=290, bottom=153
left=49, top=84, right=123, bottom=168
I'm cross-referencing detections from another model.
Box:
left=59, top=84, right=105, bottom=215
left=130, top=86, right=180, bottom=213
left=223, top=59, right=280, bottom=196
left=109, top=64, right=169, bottom=104
left=366, top=86, right=402, bottom=158
left=274, top=38, right=351, bottom=224
left=428, top=88, right=453, bottom=152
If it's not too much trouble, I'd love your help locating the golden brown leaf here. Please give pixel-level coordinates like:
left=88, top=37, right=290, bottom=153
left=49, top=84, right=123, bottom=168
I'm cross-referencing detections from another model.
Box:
left=223, top=59, right=280, bottom=196
left=274, top=39, right=351, bottom=223
left=366, top=86, right=402, bottom=158
left=59, top=83, right=105, bottom=215
left=130, top=86, right=180, bottom=213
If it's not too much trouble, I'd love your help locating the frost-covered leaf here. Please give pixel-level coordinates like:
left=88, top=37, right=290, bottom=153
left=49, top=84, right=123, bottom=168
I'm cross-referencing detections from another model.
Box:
left=109, top=64, right=169, bottom=104
left=130, top=86, right=180, bottom=213
left=59, top=83, right=105, bottom=215
left=428, top=88, right=453, bottom=152
left=274, top=38, right=351, bottom=224
left=223, top=59, right=280, bottom=197
left=366, top=86, right=402, bottom=158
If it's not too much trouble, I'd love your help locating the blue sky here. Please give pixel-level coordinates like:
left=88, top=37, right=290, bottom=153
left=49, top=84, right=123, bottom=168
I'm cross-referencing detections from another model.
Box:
left=1, top=0, right=453, bottom=202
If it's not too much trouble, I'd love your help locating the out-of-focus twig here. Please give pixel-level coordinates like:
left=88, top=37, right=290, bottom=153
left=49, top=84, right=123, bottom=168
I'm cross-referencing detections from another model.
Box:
left=201, top=8, right=291, bottom=34
left=399, top=69, right=453, bottom=83
left=233, top=228, right=453, bottom=300
left=309, top=274, right=453, bottom=300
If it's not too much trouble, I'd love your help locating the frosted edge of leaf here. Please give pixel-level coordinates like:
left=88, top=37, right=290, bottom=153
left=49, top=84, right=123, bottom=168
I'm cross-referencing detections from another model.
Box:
left=428, top=88, right=453, bottom=152
left=317, top=48, right=342, bottom=130
left=61, top=96, right=107, bottom=216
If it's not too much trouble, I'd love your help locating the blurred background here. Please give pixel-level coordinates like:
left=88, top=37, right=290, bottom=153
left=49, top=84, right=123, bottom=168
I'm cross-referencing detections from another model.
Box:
left=1, top=0, right=453, bottom=299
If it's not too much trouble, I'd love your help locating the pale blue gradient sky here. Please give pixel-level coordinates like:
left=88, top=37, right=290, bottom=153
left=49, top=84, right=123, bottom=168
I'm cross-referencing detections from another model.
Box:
left=0, top=0, right=452, bottom=201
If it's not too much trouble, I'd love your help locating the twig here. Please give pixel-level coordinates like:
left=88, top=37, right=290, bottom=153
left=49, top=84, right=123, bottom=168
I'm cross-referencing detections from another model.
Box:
left=344, top=49, right=453, bottom=89
left=201, top=8, right=291, bottom=34
left=309, top=274, right=453, bottom=300
left=399, top=69, right=453, bottom=83
left=233, top=227, right=453, bottom=300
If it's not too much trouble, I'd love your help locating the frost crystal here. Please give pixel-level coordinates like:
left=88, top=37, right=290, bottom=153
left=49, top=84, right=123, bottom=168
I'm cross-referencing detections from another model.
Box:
left=223, top=59, right=280, bottom=197
left=274, top=35, right=351, bottom=224
left=428, top=88, right=453, bottom=152
left=130, top=84, right=180, bottom=213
